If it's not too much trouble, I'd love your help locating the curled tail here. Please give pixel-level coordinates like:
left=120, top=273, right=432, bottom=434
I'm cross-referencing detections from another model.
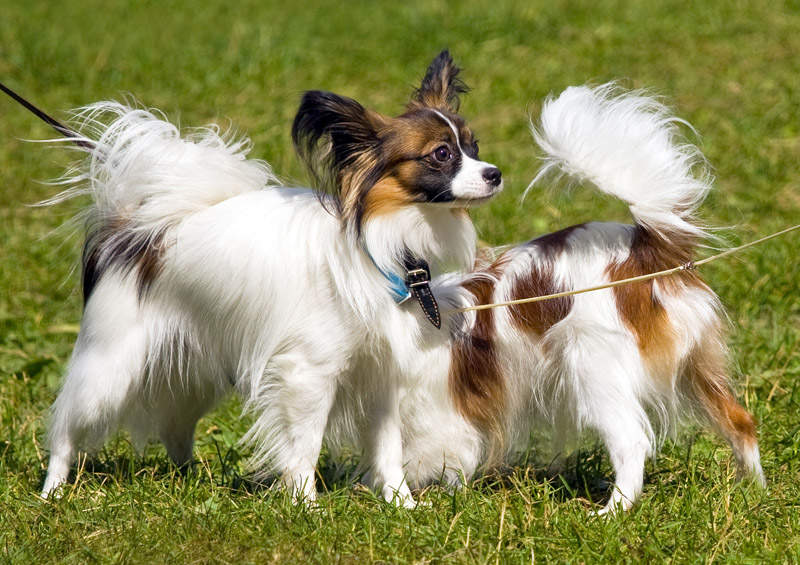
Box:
left=45, top=102, right=278, bottom=301
left=530, top=84, right=712, bottom=244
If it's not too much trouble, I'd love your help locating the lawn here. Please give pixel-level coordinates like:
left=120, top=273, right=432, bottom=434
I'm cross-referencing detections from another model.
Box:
left=1, top=1, right=799, bottom=562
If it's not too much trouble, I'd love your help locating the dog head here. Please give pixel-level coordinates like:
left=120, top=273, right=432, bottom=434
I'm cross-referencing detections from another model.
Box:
left=292, top=50, right=503, bottom=236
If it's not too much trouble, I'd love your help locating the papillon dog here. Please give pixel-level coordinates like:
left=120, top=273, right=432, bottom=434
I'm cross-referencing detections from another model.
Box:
left=379, top=84, right=765, bottom=513
left=40, top=50, right=503, bottom=505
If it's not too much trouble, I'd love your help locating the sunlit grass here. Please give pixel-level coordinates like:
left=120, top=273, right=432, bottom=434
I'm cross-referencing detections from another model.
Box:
left=1, top=1, right=799, bottom=562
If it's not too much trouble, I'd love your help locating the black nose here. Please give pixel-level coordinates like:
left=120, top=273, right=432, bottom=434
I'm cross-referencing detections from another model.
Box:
left=482, top=167, right=502, bottom=187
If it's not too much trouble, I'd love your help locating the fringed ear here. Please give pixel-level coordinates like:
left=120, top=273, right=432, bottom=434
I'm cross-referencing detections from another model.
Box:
left=292, top=90, right=388, bottom=232
left=409, top=50, right=469, bottom=112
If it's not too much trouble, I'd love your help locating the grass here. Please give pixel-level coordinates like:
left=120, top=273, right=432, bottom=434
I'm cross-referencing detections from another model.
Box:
left=1, top=0, right=799, bottom=562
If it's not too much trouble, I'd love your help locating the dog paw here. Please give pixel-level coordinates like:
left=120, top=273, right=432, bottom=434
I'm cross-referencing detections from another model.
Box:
left=593, top=497, right=633, bottom=517
left=382, top=486, right=420, bottom=509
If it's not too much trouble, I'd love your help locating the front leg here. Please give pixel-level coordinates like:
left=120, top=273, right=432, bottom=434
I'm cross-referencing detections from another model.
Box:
left=247, top=348, right=341, bottom=506
left=363, top=385, right=416, bottom=508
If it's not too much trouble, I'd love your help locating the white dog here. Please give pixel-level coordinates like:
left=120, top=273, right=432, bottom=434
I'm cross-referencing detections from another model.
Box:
left=40, top=51, right=503, bottom=505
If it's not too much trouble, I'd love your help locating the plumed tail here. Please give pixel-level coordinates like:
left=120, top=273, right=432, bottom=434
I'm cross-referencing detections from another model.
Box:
left=530, top=84, right=712, bottom=244
left=43, top=101, right=279, bottom=301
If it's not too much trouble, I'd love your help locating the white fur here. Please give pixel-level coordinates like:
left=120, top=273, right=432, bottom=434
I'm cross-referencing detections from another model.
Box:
left=384, top=85, right=764, bottom=513
left=451, top=155, right=500, bottom=201
left=41, top=102, right=480, bottom=506
left=529, top=83, right=712, bottom=241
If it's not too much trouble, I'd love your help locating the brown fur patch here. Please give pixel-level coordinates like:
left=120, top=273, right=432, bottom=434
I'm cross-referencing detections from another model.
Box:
left=451, top=208, right=469, bottom=220
left=684, top=327, right=758, bottom=455
left=388, top=109, right=459, bottom=155
left=607, top=226, right=703, bottom=380
left=449, top=260, right=508, bottom=463
left=508, top=225, right=580, bottom=334
left=362, top=176, right=415, bottom=219
left=338, top=151, right=386, bottom=226
left=508, top=269, right=573, bottom=335
left=82, top=222, right=166, bottom=304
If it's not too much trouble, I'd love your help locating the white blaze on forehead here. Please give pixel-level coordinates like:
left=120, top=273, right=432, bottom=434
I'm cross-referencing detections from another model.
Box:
left=431, top=110, right=502, bottom=200
left=432, top=109, right=465, bottom=151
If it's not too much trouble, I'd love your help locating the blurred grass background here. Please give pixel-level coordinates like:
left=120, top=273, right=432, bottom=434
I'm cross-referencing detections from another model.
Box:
left=1, top=0, right=799, bottom=562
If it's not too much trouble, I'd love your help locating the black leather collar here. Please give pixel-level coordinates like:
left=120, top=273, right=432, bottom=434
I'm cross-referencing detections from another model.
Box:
left=402, top=251, right=441, bottom=329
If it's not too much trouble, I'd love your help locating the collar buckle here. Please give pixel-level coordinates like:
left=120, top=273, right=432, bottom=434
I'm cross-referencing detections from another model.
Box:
left=406, top=268, right=430, bottom=288
left=403, top=262, right=441, bottom=329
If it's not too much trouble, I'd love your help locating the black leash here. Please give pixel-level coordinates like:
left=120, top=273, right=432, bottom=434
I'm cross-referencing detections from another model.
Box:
left=0, top=80, right=94, bottom=149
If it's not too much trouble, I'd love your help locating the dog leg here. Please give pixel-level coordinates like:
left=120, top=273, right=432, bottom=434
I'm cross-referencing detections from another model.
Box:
left=363, top=384, right=416, bottom=508
left=685, top=345, right=766, bottom=487
left=594, top=417, right=651, bottom=514
left=715, top=396, right=766, bottom=487
left=278, top=381, right=336, bottom=505
left=42, top=322, right=147, bottom=498
left=557, top=335, right=652, bottom=514
left=158, top=416, right=198, bottom=468
left=253, top=350, right=340, bottom=505
left=155, top=384, right=217, bottom=467
left=42, top=276, right=150, bottom=498
left=702, top=391, right=764, bottom=486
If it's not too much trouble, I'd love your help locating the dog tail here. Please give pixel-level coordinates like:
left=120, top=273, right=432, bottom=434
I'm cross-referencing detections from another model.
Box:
left=43, top=101, right=278, bottom=302
left=530, top=84, right=712, bottom=244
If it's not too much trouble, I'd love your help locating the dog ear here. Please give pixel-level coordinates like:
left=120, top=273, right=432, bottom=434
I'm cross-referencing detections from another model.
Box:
left=410, top=50, right=469, bottom=112
left=292, top=90, right=388, bottom=228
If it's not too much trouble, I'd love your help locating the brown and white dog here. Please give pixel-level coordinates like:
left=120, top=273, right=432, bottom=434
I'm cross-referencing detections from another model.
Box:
left=382, top=84, right=765, bottom=513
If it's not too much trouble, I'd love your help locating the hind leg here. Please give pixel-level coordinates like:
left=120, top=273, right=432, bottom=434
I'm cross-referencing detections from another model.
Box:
left=43, top=328, right=148, bottom=497
left=158, top=414, right=197, bottom=467
left=42, top=278, right=147, bottom=497
left=708, top=391, right=765, bottom=487
left=686, top=341, right=765, bottom=486
left=154, top=386, right=218, bottom=467
left=557, top=336, right=652, bottom=514
left=593, top=415, right=651, bottom=514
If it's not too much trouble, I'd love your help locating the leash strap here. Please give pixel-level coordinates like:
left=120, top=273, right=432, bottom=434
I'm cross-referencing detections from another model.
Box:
left=0, top=80, right=93, bottom=149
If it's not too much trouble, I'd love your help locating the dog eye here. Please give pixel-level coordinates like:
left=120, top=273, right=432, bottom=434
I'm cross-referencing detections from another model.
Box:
left=433, top=145, right=452, bottom=162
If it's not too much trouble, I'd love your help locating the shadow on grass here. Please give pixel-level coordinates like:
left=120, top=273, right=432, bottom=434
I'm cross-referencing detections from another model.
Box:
left=36, top=434, right=635, bottom=510
left=34, top=436, right=367, bottom=499
left=464, top=445, right=615, bottom=508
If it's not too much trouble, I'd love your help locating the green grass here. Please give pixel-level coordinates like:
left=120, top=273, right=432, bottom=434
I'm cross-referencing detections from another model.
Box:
left=2, top=0, right=799, bottom=562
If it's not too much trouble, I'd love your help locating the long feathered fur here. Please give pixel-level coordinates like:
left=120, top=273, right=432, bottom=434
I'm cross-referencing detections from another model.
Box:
left=40, top=52, right=505, bottom=508
left=385, top=84, right=764, bottom=513
left=530, top=83, right=712, bottom=241
left=47, top=102, right=279, bottom=302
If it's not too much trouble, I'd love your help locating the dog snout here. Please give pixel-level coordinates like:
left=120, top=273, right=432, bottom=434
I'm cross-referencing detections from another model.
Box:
left=482, top=167, right=502, bottom=187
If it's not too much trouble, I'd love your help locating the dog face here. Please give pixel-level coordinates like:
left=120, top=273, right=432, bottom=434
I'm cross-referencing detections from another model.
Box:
left=292, top=50, right=503, bottom=234
left=375, top=106, right=502, bottom=206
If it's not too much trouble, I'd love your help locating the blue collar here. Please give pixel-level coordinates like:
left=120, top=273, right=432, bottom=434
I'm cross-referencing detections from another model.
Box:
left=364, top=247, right=411, bottom=303
left=363, top=245, right=442, bottom=328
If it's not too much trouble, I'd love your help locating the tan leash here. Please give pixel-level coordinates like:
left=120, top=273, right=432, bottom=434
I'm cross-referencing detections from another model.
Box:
left=456, top=224, right=800, bottom=313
